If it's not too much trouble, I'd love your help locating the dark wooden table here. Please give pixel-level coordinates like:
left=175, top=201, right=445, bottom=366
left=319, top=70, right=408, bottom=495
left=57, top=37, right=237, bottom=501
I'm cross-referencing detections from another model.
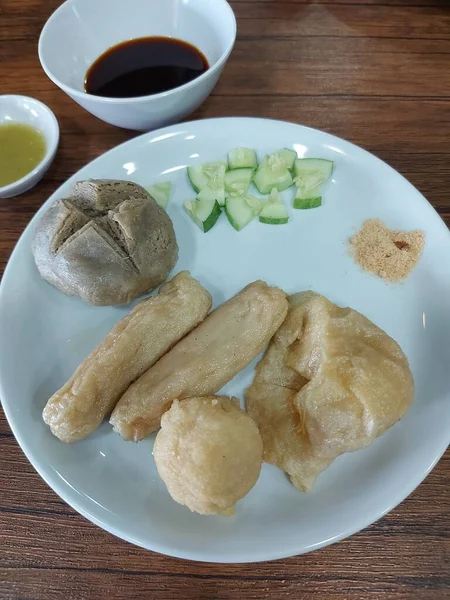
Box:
left=1, top=1, right=449, bottom=598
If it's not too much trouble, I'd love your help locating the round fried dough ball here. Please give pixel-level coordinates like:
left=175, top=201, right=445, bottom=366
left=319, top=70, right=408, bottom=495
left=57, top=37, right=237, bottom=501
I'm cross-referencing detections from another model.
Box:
left=153, top=396, right=263, bottom=516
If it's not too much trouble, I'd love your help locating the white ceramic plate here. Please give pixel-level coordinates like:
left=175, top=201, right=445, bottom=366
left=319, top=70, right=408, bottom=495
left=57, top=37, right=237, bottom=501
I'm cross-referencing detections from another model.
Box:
left=1, top=118, right=449, bottom=563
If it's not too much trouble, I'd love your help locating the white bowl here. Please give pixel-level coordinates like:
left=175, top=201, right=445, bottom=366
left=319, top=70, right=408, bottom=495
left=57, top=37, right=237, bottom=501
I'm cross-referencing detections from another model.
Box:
left=38, top=0, right=236, bottom=131
left=0, top=95, right=59, bottom=199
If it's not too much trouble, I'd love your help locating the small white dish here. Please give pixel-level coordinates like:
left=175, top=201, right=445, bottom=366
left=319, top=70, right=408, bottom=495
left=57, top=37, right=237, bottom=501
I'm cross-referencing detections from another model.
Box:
left=38, top=0, right=236, bottom=131
left=0, top=95, right=59, bottom=199
left=1, top=118, right=449, bottom=563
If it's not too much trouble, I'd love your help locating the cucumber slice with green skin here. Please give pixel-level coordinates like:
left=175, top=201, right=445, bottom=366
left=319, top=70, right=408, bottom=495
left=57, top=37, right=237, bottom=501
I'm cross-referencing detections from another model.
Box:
left=260, top=149, right=296, bottom=172
left=146, top=182, right=171, bottom=209
left=187, top=165, right=209, bottom=192
left=187, top=161, right=227, bottom=193
left=196, top=184, right=225, bottom=207
left=259, top=202, right=289, bottom=225
left=259, top=188, right=289, bottom=224
left=253, top=165, right=293, bottom=194
left=276, top=148, right=297, bottom=170
left=253, top=151, right=295, bottom=194
left=293, top=158, right=333, bottom=208
left=225, top=196, right=259, bottom=231
left=294, top=158, right=334, bottom=188
left=293, top=194, right=322, bottom=209
left=228, top=147, right=258, bottom=170
left=202, top=161, right=227, bottom=178
left=224, top=168, right=254, bottom=196
left=184, top=198, right=222, bottom=233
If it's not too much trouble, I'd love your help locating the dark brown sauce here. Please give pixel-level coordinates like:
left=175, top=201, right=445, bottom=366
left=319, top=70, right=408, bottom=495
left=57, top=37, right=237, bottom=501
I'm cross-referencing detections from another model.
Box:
left=85, top=36, right=209, bottom=98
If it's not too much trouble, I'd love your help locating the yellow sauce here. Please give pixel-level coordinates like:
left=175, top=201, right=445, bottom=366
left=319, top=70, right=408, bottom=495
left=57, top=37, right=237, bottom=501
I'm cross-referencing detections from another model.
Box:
left=0, top=122, right=47, bottom=187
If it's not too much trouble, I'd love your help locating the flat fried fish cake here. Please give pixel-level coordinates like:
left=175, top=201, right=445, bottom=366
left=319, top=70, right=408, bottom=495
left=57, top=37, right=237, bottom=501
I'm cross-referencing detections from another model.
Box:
left=247, top=291, right=414, bottom=491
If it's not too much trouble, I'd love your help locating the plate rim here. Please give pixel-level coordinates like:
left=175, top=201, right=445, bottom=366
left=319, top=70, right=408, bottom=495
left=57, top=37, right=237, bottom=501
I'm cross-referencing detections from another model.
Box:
left=1, top=116, right=449, bottom=563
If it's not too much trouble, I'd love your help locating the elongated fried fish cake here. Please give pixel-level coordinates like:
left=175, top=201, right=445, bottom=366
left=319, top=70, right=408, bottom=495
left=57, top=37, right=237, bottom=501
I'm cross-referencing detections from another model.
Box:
left=43, top=271, right=212, bottom=442
left=110, top=280, right=288, bottom=441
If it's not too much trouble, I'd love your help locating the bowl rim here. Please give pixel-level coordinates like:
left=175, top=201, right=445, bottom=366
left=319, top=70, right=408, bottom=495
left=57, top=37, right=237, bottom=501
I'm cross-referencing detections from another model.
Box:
left=0, top=95, right=60, bottom=197
left=38, top=0, right=237, bottom=105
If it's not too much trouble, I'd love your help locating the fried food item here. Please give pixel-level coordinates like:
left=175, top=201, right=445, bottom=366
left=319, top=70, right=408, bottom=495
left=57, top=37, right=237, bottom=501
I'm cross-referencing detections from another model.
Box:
left=246, top=382, right=332, bottom=492
left=290, top=292, right=414, bottom=459
left=153, top=396, right=263, bottom=515
left=247, top=291, right=414, bottom=491
left=246, top=292, right=330, bottom=491
left=110, top=281, right=288, bottom=441
left=42, top=272, right=212, bottom=442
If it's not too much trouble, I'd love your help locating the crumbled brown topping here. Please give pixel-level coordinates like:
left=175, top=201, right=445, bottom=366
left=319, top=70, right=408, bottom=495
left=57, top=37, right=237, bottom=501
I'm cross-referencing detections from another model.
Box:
left=350, top=219, right=425, bottom=282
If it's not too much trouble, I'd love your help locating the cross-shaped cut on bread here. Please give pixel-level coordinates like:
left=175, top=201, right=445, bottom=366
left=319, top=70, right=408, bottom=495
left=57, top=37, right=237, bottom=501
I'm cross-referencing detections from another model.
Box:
left=32, top=179, right=178, bottom=305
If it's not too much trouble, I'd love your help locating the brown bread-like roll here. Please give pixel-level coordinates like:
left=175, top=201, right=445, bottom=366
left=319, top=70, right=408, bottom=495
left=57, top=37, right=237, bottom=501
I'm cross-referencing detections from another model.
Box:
left=32, top=179, right=178, bottom=306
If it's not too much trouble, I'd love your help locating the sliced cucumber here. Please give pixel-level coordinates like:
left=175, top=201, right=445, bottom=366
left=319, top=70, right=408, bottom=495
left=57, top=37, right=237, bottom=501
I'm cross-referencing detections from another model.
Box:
left=293, top=192, right=322, bottom=210
left=146, top=182, right=172, bottom=210
left=224, top=168, right=254, bottom=196
left=187, top=161, right=227, bottom=193
left=187, top=164, right=209, bottom=192
left=253, top=152, right=295, bottom=193
left=258, top=149, right=296, bottom=172
left=184, top=197, right=222, bottom=233
left=276, top=148, right=297, bottom=171
left=259, top=188, right=289, bottom=224
left=196, top=184, right=225, bottom=207
left=228, top=147, right=258, bottom=170
left=294, top=158, right=333, bottom=189
left=293, top=158, right=333, bottom=209
left=259, top=203, right=289, bottom=225
left=246, top=195, right=264, bottom=214
left=203, top=161, right=227, bottom=179
left=253, top=158, right=293, bottom=194
left=225, top=195, right=259, bottom=231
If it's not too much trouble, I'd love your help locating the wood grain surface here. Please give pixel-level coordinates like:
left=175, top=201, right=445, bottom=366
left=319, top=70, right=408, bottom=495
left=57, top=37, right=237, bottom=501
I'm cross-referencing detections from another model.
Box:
left=0, top=1, right=449, bottom=598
